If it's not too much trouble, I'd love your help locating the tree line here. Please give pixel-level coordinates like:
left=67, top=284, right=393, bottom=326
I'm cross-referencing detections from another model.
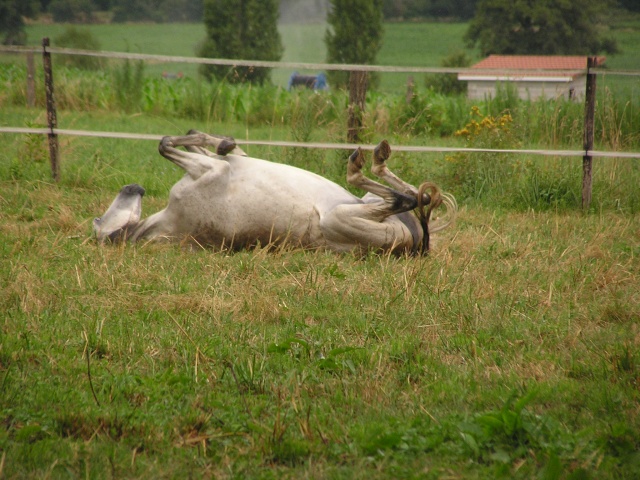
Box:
left=2, top=0, right=638, bottom=44
left=4, top=0, right=482, bottom=26
left=201, top=0, right=623, bottom=88
left=0, top=0, right=632, bottom=92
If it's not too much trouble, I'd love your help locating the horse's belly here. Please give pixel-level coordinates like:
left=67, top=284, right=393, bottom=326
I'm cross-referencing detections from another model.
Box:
left=165, top=160, right=359, bottom=249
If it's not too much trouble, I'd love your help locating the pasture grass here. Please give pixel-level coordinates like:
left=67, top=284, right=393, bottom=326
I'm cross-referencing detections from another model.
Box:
left=2, top=17, right=640, bottom=476
left=1, top=113, right=639, bottom=478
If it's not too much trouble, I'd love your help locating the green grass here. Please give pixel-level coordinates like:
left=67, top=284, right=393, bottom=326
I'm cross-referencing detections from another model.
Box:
left=1, top=110, right=639, bottom=478
left=379, top=23, right=475, bottom=65
left=25, top=23, right=206, bottom=57
left=1, top=20, right=639, bottom=476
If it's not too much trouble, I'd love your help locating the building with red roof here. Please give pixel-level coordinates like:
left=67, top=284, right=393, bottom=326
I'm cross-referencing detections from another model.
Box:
left=458, top=55, right=605, bottom=101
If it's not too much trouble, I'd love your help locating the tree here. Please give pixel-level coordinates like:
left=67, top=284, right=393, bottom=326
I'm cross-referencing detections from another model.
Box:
left=618, top=0, right=640, bottom=13
left=198, top=0, right=282, bottom=84
left=111, top=0, right=202, bottom=22
left=112, top=0, right=155, bottom=22
left=424, top=51, right=471, bottom=95
left=465, top=0, right=618, bottom=56
left=49, top=0, right=94, bottom=23
left=325, top=0, right=384, bottom=88
left=0, top=0, right=38, bottom=45
left=427, top=0, right=477, bottom=19
left=112, top=0, right=168, bottom=22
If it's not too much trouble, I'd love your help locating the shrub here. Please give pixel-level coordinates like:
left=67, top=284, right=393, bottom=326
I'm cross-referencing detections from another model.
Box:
left=112, top=59, right=145, bottom=113
left=424, top=51, right=471, bottom=96
left=53, top=27, right=102, bottom=70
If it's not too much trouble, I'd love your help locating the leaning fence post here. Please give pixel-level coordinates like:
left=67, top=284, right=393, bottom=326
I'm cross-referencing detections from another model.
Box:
left=347, top=70, right=369, bottom=143
left=42, top=37, right=60, bottom=182
left=582, top=56, right=597, bottom=210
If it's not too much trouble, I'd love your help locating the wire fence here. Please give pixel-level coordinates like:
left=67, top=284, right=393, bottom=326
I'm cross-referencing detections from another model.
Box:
left=1, top=43, right=639, bottom=206
left=1, top=126, right=639, bottom=159
left=7, top=44, right=630, bottom=76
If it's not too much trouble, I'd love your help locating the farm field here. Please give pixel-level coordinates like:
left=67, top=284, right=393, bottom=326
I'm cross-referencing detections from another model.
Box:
left=17, top=20, right=640, bottom=93
left=21, top=20, right=640, bottom=70
left=1, top=107, right=640, bottom=478
left=20, top=22, right=474, bottom=90
left=1, top=17, right=639, bottom=479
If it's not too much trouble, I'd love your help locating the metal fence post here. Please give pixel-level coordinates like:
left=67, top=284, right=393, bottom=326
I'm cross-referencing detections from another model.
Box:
left=42, top=37, right=60, bottom=182
left=582, top=57, right=597, bottom=210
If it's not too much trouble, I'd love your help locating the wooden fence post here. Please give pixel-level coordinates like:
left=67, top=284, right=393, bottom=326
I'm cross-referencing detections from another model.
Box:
left=582, top=57, right=597, bottom=210
left=347, top=70, right=369, bottom=143
left=26, top=51, right=36, bottom=108
left=42, top=37, right=60, bottom=182
left=406, top=75, right=415, bottom=104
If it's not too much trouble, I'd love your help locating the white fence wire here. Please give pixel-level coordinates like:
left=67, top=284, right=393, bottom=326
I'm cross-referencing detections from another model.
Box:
left=1, top=126, right=640, bottom=159
left=7, top=44, right=632, bottom=75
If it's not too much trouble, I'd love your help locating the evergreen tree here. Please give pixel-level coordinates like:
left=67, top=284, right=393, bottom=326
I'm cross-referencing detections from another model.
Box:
left=0, top=0, right=38, bottom=45
left=465, top=0, right=618, bottom=56
left=325, top=0, right=383, bottom=88
left=198, top=0, right=282, bottom=84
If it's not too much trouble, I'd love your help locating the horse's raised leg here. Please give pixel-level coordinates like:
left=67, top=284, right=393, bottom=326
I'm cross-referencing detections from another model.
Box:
left=168, top=130, right=247, bottom=156
left=159, top=134, right=241, bottom=180
left=347, top=147, right=417, bottom=217
left=104, top=133, right=239, bottom=244
left=371, top=140, right=432, bottom=205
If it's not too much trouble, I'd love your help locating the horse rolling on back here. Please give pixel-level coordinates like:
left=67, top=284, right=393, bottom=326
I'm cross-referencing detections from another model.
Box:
left=93, top=131, right=456, bottom=255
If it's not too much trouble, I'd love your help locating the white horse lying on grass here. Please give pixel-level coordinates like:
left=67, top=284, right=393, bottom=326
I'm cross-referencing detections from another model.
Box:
left=93, top=131, right=456, bottom=255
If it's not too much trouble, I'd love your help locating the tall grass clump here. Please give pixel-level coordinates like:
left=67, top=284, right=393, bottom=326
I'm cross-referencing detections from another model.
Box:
left=517, top=97, right=583, bottom=148
left=439, top=104, right=581, bottom=210
left=478, top=85, right=583, bottom=148
left=517, top=157, right=582, bottom=209
left=0, top=63, right=33, bottom=107
left=112, top=58, right=145, bottom=113
left=141, top=76, right=208, bottom=119
left=481, top=83, right=521, bottom=118
left=440, top=106, right=522, bottom=205
left=54, top=68, right=112, bottom=111
left=283, top=91, right=343, bottom=174
left=596, top=87, right=640, bottom=149
left=367, top=87, right=468, bottom=138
